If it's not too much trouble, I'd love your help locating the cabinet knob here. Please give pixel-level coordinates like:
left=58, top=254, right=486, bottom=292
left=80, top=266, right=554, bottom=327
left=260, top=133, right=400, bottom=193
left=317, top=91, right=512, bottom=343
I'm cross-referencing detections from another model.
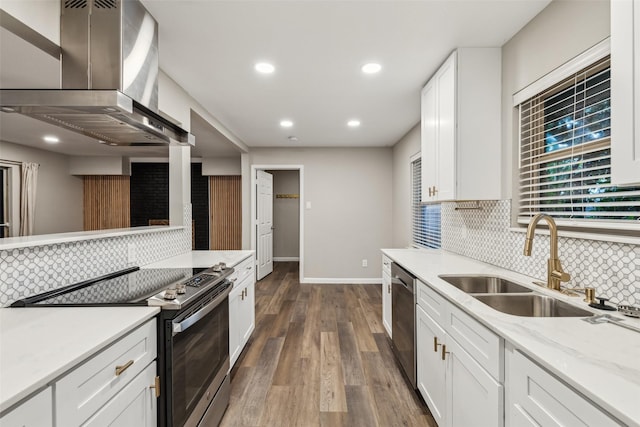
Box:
left=441, top=344, right=450, bottom=361
left=433, top=337, right=441, bottom=352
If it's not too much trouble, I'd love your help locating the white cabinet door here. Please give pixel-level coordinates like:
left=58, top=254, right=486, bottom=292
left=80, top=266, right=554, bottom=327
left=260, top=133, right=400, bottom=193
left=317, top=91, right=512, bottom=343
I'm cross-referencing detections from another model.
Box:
left=611, top=0, right=640, bottom=184
left=506, top=349, right=620, bottom=427
left=446, top=337, right=503, bottom=427
left=435, top=53, right=457, bottom=202
left=416, top=305, right=447, bottom=427
left=420, top=48, right=501, bottom=203
left=83, top=362, right=157, bottom=427
left=421, top=79, right=438, bottom=203
left=229, top=287, right=242, bottom=368
left=241, top=280, right=256, bottom=346
left=229, top=274, right=256, bottom=369
left=382, top=271, right=392, bottom=338
left=0, top=387, right=52, bottom=427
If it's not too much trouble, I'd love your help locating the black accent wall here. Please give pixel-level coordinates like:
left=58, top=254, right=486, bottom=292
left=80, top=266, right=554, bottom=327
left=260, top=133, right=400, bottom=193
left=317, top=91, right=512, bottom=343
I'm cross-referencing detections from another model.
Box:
left=130, top=163, right=209, bottom=250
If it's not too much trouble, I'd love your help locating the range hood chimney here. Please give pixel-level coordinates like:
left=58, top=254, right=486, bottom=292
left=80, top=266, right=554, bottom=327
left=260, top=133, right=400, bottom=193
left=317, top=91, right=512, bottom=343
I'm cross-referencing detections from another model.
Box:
left=0, top=0, right=194, bottom=147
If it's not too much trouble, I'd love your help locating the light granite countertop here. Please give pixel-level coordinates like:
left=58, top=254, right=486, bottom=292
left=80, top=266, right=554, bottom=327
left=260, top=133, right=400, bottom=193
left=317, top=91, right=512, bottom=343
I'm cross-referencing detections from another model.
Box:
left=141, top=250, right=254, bottom=269
left=0, top=306, right=159, bottom=414
left=382, top=248, right=640, bottom=427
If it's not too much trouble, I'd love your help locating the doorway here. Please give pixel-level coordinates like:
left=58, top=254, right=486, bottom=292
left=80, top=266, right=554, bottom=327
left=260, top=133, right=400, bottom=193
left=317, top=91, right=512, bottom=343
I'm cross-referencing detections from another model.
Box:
left=251, top=165, right=304, bottom=283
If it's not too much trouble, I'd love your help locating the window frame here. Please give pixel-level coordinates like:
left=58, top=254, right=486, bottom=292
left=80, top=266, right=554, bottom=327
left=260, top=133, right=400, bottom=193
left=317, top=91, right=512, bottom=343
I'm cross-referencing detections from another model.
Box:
left=513, top=38, right=640, bottom=234
left=410, top=153, right=441, bottom=249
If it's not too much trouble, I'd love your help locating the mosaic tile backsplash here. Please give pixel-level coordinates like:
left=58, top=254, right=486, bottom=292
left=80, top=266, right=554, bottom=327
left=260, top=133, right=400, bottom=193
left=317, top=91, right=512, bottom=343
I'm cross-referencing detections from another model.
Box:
left=441, top=200, right=639, bottom=306
left=0, top=205, right=192, bottom=306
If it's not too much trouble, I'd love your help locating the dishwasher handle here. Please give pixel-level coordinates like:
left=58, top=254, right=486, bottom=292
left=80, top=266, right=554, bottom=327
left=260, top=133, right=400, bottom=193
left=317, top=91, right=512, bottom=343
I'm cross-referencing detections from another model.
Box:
left=391, top=263, right=415, bottom=293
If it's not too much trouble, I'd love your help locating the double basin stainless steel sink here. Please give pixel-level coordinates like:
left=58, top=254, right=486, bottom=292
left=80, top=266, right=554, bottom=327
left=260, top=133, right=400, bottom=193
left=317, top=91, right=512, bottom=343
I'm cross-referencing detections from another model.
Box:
left=438, top=275, right=593, bottom=318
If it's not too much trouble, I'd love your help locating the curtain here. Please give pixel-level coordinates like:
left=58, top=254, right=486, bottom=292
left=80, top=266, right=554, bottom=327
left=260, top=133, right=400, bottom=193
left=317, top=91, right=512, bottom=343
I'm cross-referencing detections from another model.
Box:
left=19, top=162, right=39, bottom=236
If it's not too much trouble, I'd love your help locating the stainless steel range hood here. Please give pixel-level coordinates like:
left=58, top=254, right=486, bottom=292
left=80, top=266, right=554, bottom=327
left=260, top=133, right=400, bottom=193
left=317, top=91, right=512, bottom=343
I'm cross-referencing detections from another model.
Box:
left=0, top=0, right=194, bottom=147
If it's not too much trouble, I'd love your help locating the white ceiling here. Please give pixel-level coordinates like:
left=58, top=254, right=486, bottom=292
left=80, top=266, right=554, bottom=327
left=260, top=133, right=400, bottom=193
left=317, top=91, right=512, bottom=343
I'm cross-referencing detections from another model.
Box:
left=0, top=0, right=551, bottom=157
left=141, top=0, right=551, bottom=148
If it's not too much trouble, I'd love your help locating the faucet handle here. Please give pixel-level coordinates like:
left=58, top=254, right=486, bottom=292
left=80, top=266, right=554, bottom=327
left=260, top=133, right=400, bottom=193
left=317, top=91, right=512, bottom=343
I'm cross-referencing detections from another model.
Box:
left=551, top=269, right=571, bottom=283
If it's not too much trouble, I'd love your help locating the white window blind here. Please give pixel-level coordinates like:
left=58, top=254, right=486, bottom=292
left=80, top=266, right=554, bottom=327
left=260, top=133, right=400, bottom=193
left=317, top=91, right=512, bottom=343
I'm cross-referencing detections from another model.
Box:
left=518, top=55, right=640, bottom=228
left=411, top=157, right=441, bottom=248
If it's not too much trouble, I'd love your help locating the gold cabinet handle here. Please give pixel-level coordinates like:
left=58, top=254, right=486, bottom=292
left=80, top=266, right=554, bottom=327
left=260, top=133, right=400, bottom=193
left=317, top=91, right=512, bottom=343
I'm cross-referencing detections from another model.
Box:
left=433, top=337, right=441, bottom=352
left=150, top=376, right=160, bottom=398
left=115, top=360, right=134, bottom=376
left=428, top=187, right=433, bottom=197
left=441, top=344, right=450, bottom=361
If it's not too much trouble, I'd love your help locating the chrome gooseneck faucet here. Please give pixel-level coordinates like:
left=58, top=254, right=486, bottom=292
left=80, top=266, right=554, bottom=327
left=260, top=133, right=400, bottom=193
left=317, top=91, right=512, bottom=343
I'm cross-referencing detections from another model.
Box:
left=523, top=214, right=571, bottom=291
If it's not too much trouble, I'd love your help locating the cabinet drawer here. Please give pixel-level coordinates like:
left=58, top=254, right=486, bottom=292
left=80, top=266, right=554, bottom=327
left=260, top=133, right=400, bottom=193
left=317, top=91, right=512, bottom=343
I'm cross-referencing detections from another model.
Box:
left=417, top=280, right=448, bottom=326
left=446, top=304, right=502, bottom=381
left=508, top=350, right=619, bottom=427
left=82, top=362, right=157, bottom=427
left=230, top=257, right=254, bottom=287
left=0, top=387, right=52, bottom=427
left=56, top=319, right=157, bottom=427
left=382, top=256, right=391, bottom=274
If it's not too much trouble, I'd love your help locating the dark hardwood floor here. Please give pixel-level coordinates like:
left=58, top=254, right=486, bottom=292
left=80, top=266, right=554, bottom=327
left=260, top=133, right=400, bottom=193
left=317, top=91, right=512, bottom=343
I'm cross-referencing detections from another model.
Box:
left=220, top=262, right=436, bottom=427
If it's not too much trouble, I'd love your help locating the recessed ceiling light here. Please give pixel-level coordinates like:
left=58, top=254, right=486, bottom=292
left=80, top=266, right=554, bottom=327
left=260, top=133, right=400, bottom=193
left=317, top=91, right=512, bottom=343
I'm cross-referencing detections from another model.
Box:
left=280, top=120, right=293, bottom=128
left=255, top=62, right=275, bottom=74
left=361, top=63, right=382, bottom=74
left=43, top=135, right=59, bottom=144
left=347, top=120, right=361, bottom=128
left=1, top=106, right=16, bottom=113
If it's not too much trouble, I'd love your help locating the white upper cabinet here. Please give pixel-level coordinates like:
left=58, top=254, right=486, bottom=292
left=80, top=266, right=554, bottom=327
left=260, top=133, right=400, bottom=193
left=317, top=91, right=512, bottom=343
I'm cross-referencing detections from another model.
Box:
left=611, top=0, right=640, bottom=184
left=421, top=48, right=502, bottom=203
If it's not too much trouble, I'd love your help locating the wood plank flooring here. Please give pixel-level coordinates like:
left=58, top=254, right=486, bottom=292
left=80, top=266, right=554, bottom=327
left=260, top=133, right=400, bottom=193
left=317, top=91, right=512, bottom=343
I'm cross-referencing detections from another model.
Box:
left=220, top=262, right=436, bottom=427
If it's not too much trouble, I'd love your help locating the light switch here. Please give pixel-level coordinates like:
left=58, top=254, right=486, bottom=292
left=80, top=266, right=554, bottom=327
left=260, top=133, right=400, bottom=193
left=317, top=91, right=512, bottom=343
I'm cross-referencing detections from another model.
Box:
left=306, top=201, right=312, bottom=209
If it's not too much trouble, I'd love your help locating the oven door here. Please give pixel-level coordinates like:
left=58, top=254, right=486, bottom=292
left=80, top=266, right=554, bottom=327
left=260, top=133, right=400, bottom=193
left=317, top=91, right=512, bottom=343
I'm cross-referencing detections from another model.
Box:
left=170, top=286, right=230, bottom=427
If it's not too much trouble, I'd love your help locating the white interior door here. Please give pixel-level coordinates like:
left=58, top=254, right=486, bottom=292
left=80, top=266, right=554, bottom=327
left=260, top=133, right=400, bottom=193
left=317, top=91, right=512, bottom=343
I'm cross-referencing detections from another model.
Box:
left=256, top=170, right=273, bottom=280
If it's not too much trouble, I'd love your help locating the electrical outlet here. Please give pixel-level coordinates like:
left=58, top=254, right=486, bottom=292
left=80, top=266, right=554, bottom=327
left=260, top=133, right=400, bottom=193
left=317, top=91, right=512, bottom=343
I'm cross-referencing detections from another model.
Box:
left=362, top=259, right=368, bottom=267
left=127, top=243, right=137, bottom=263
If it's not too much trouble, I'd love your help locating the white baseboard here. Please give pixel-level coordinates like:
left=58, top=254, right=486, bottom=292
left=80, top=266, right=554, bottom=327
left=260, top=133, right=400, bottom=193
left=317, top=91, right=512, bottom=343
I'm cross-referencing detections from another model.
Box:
left=273, top=257, right=300, bottom=262
left=301, top=277, right=382, bottom=284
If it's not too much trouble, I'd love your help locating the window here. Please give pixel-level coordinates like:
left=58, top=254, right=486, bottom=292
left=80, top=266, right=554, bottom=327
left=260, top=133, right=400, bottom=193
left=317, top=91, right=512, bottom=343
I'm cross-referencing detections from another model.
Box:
left=411, top=156, right=441, bottom=248
left=518, top=54, right=640, bottom=229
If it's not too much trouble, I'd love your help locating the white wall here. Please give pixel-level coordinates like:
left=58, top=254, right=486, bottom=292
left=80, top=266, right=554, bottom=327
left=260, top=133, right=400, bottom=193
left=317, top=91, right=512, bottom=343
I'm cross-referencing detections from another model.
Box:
left=269, top=170, right=300, bottom=259
left=1, top=141, right=83, bottom=235
left=0, top=0, right=60, bottom=43
left=391, top=124, right=420, bottom=248
left=244, top=147, right=393, bottom=280
left=501, top=0, right=610, bottom=200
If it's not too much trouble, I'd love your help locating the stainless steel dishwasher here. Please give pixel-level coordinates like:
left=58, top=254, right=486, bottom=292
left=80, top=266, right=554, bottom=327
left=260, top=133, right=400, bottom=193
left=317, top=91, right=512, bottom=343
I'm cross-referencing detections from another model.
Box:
left=391, top=262, right=417, bottom=388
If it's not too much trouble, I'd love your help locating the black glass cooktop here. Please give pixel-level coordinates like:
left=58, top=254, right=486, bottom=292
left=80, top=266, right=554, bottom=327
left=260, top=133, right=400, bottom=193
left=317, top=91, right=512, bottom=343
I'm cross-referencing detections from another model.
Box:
left=11, top=267, right=208, bottom=307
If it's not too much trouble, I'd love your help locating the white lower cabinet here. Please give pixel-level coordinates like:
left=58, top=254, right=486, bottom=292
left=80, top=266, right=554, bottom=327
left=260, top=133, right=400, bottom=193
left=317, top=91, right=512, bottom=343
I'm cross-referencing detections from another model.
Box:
left=83, top=362, right=157, bottom=427
left=506, top=347, right=619, bottom=427
left=382, top=270, right=392, bottom=338
left=446, top=337, right=503, bottom=427
left=55, top=319, right=157, bottom=427
left=0, top=387, right=52, bottom=427
left=416, top=305, right=446, bottom=426
left=229, top=258, right=256, bottom=368
left=416, top=281, right=503, bottom=427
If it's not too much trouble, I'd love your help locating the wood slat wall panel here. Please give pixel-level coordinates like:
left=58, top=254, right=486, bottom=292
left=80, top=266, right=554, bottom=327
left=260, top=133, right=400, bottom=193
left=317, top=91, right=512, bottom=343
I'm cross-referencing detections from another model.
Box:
left=83, top=176, right=130, bottom=231
left=210, top=176, right=241, bottom=250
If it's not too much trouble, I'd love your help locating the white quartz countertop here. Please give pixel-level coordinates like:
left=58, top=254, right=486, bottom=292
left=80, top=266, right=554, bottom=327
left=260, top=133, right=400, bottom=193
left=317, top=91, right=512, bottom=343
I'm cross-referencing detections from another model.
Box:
left=0, top=226, right=184, bottom=251
left=382, top=248, right=640, bottom=427
left=0, top=307, right=159, bottom=414
left=141, top=250, right=254, bottom=269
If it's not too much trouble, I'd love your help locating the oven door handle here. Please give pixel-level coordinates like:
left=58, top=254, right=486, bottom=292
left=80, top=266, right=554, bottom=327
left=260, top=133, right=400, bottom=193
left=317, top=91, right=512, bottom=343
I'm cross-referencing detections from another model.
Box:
left=172, top=285, right=231, bottom=336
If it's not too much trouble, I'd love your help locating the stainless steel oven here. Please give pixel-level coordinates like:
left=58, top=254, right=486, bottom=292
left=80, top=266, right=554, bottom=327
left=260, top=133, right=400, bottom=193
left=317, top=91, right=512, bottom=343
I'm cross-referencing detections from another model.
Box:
left=160, top=282, right=231, bottom=427
left=12, top=264, right=234, bottom=427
